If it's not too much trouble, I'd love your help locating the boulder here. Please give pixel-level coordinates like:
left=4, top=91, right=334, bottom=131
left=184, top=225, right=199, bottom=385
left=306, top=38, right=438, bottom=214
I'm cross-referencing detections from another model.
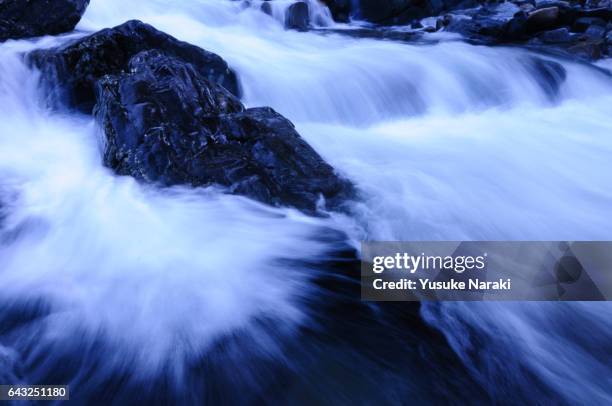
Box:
left=285, top=2, right=310, bottom=31
left=94, top=50, right=352, bottom=212
left=526, top=6, right=559, bottom=33
left=0, top=0, right=90, bottom=42
left=28, top=20, right=240, bottom=113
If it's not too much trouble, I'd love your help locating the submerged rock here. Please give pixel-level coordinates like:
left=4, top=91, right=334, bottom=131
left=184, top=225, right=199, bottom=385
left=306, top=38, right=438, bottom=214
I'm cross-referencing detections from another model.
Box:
left=0, top=0, right=90, bottom=42
left=522, top=56, right=567, bottom=101
left=261, top=2, right=273, bottom=16
left=28, top=20, right=240, bottom=113
left=94, top=50, right=352, bottom=212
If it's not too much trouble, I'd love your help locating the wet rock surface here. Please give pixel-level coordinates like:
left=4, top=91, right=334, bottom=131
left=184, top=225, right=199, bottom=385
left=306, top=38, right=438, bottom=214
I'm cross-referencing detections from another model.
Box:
left=95, top=51, right=353, bottom=212
left=0, top=0, right=90, bottom=42
left=28, top=20, right=241, bottom=113
left=30, top=21, right=353, bottom=213
left=285, top=1, right=310, bottom=31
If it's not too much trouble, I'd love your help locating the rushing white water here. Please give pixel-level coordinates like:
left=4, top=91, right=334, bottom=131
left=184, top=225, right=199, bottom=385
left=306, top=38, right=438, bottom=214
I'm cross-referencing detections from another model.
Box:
left=0, top=38, right=349, bottom=378
left=1, top=0, right=611, bottom=402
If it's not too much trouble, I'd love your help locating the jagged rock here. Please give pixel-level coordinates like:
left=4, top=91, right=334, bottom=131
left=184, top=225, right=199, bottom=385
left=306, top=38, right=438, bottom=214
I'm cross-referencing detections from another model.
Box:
left=94, top=50, right=352, bottom=212
left=285, top=2, right=310, bottom=31
left=0, top=0, right=90, bottom=42
left=28, top=20, right=240, bottom=113
left=261, top=1, right=272, bottom=16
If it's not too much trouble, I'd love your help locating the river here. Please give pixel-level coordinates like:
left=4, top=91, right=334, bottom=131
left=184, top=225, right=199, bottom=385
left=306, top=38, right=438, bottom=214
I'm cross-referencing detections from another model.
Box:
left=0, top=0, right=611, bottom=403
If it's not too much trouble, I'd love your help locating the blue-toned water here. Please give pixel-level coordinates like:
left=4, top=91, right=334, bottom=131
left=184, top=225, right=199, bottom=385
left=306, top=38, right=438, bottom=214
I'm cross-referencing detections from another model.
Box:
left=0, top=0, right=611, bottom=403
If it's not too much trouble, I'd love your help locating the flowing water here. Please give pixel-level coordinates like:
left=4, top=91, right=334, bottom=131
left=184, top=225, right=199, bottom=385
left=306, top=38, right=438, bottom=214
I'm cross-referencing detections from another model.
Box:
left=1, top=0, right=611, bottom=403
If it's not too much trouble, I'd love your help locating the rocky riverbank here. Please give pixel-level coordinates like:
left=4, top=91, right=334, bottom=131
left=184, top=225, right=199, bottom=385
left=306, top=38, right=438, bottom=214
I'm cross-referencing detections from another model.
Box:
left=442, top=1, right=612, bottom=60
left=303, top=0, right=612, bottom=61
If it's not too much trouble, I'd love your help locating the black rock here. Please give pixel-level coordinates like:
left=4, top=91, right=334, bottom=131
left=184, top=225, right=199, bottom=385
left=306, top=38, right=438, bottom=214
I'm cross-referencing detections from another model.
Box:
left=0, top=0, right=90, bottom=42
left=28, top=20, right=240, bottom=113
left=261, top=2, right=273, bottom=16
left=357, top=0, right=479, bottom=25
left=94, top=50, right=353, bottom=212
left=526, top=6, right=560, bottom=33
left=285, top=2, right=310, bottom=31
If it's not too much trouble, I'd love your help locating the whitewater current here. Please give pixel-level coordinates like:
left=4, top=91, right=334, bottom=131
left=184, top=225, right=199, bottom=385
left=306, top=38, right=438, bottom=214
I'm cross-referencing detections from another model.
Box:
left=0, top=0, right=611, bottom=404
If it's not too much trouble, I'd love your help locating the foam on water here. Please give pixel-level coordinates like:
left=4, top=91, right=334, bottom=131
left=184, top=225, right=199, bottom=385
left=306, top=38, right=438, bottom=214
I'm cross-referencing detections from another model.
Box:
left=1, top=0, right=611, bottom=402
left=0, top=40, right=349, bottom=379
